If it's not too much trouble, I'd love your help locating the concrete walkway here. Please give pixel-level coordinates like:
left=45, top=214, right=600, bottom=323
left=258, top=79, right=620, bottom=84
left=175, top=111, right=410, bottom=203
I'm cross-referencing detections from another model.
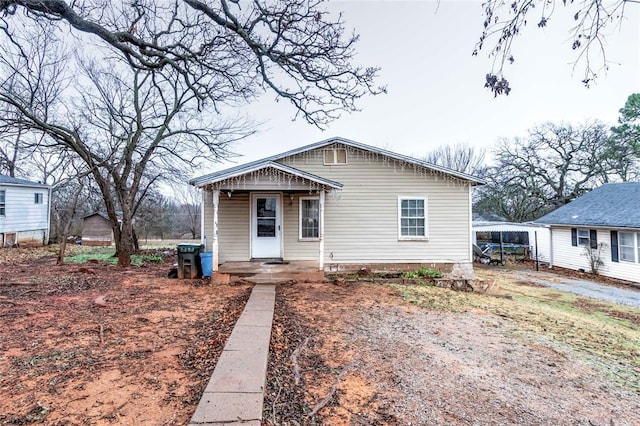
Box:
left=189, top=285, right=275, bottom=426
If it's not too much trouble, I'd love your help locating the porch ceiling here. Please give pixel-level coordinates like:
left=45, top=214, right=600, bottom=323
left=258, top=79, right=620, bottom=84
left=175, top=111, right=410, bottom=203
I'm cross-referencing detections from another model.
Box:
left=190, top=160, right=342, bottom=191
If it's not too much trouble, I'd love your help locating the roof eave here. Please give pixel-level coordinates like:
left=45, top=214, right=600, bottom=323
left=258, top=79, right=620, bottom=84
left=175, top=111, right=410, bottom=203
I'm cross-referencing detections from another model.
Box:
left=190, top=161, right=343, bottom=189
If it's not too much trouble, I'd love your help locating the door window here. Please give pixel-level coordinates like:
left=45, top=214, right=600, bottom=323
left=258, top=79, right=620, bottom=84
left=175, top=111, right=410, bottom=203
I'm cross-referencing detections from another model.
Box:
left=257, top=197, right=276, bottom=237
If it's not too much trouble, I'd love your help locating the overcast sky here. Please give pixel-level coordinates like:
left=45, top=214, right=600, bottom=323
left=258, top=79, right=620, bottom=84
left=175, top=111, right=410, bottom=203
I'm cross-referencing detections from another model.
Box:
left=210, top=0, right=640, bottom=170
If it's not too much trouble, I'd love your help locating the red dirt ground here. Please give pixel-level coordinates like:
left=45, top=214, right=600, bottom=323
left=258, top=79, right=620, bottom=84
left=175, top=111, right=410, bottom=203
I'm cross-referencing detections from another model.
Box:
left=3, top=248, right=640, bottom=425
left=0, top=247, right=250, bottom=425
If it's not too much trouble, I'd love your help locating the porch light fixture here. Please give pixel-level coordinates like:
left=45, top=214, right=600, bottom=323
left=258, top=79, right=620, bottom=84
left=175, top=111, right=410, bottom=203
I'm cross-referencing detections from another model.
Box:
left=289, top=193, right=294, bottom=204
left=227, top=190, right=232, bottom=198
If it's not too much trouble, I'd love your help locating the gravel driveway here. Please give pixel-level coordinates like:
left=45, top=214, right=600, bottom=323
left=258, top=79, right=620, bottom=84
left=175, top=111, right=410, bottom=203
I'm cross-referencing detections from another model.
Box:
left=511, top=269, right=640, bottom=308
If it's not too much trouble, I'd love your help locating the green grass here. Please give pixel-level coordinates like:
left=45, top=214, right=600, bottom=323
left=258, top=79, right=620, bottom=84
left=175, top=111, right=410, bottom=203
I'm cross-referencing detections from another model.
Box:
left=64, top=249, right=163, bottom=266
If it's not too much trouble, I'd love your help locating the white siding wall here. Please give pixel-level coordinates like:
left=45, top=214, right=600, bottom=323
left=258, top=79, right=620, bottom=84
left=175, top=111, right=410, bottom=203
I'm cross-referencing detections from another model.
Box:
left=0, top=185, right=49, bottom=244
left=551, top=226, right=640, bottom=283
left=202, top=189, right=213, bottom=251
left=279, top=148, right=472, bottom=265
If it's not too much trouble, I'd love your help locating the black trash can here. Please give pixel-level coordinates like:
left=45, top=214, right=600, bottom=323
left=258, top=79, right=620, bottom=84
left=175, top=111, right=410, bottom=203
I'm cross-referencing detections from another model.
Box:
left=177, top=243, right=203, bottom=279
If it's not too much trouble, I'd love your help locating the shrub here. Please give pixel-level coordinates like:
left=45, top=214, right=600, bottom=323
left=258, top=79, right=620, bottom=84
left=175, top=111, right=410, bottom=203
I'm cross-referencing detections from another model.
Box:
left=416, top=267, right=443, bottom=279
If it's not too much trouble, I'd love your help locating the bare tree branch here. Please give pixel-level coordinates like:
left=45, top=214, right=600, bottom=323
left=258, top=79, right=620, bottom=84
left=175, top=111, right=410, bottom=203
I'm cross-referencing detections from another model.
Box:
left=475, top=0, right=633, bottom=96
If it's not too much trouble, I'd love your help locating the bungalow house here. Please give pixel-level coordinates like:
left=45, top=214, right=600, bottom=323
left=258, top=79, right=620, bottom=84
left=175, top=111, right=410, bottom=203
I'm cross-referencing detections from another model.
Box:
left=535, top=182, right=640, bottom=283
left=0, top=174, right=50, bottom=247
left=190, top=137, right=484, bottom=274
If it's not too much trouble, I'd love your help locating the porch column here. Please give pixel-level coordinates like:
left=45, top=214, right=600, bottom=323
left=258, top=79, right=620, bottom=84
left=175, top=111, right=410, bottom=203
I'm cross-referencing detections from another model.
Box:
left=319, top=189, right=325, bottom=271
left=200, top=188, right=205, bottom=246
left=212, top=189, right=219, bottom=272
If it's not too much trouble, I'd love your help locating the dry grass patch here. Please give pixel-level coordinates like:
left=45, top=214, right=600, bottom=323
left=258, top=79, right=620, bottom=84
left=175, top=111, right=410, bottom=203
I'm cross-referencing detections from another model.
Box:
left=389, top=269, right=640, bottom=391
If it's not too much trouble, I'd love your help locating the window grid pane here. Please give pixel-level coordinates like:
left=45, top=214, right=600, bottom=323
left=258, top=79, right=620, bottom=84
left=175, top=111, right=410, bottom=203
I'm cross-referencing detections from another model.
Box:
left=400, top=198, right=426, bottom=237
left=300, top=199, right=319, bottom=239
left=577, top=229, right=590, bottom=246
left=620, top=232, right=636, bottom=262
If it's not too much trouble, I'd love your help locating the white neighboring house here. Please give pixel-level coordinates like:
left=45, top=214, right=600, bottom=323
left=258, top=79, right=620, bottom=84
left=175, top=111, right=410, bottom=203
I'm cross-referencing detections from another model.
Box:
left=0, top=175, right=51, bottom=247
left=190, top=137, right=484, bottom=274
left=534, top=182, right=640, bottom=283
left=472, top=221, right=551, bottom=263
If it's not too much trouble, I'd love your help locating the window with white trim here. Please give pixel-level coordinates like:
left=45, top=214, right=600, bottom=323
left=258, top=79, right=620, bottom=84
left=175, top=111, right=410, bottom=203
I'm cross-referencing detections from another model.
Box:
left=398, top=197, right=427, bottom=239
left=0, top=190, right=5, bottom=216
left=299, top=196, right=320, bottom=240
left=577, top=229, right=590, bottom=246
left=323, top=148, right=347, bottom=165
left=619, top=232, right=636, bottom=262
left=34, top=193, right=43, bottom=204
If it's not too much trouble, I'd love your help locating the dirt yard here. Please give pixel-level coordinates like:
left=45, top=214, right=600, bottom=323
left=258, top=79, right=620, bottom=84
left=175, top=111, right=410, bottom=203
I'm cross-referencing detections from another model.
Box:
left=265, top=269, right=640, bottom=425
left=2, top=248, right=640, bottom=425
left=0, top=246, right=251, bottom=425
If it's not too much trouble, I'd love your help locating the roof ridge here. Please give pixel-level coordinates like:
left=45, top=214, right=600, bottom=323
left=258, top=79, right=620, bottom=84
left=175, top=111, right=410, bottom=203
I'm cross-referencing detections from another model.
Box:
left=190, top=136, right=485, bottom=187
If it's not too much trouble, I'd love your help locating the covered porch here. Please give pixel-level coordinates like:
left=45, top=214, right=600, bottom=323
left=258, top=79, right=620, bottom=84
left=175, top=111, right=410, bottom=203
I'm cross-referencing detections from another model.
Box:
left=192, top=161, right=342, bottom=273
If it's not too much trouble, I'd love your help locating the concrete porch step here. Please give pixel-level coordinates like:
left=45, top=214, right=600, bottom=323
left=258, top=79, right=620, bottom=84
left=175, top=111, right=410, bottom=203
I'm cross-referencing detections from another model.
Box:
left=244, top=271, right=325, bottom=283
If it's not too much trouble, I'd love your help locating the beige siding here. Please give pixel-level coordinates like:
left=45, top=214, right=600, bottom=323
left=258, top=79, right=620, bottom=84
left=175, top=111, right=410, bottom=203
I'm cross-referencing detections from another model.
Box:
left=278, top=147, right=472, bottom=264
left=218, top=192, right=250, bottom=262
left=551, top=226, right=640, bottom=283
left=204, top=189, right=319, bottom=262
left=282, top=193, right=320, bottom=260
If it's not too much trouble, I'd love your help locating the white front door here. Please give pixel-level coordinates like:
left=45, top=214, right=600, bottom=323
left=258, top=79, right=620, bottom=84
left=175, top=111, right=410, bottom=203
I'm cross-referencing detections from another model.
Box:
left=251, top=194, right=282, bottom=259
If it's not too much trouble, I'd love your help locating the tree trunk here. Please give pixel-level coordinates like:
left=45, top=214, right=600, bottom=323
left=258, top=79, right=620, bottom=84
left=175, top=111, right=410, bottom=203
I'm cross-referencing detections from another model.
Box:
left=114, top=222, right=134, bottom=267
left=56, top=184, right=84, bottom=265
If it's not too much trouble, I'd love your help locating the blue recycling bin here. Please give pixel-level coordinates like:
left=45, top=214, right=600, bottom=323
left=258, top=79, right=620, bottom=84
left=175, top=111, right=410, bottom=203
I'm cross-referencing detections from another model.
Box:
left=199, top=252, right=213, bottom=278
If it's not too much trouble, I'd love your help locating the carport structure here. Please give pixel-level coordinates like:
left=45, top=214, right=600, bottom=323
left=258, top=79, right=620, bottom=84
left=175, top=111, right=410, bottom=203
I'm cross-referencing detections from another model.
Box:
left=472, top=221, right=551, bottom=265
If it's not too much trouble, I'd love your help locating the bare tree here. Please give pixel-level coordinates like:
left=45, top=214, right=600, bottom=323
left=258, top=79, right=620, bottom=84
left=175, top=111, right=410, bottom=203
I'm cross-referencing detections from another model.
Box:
left=423, top=143, right=487, bottom=176
left=0, top=0, right=384, bottom=126
left=54, top=174, right=93, bottom=265
left=0, top=26, right=245, bottom=265
left=475, top=1, right=635, bottom=96
left=475, top=121, right=613, bottom=221
left=0, top=2, right=383, bottom=266
left=174, top=184, right=201, bottom=239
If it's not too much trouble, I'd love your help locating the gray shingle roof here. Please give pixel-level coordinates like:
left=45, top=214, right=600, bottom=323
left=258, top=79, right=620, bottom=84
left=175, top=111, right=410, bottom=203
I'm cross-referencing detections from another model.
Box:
left=190, top=136, right=486, bottom=187
left=0, top=174, right=48, bottom=187
left=535, top=182, right=640, bottom=229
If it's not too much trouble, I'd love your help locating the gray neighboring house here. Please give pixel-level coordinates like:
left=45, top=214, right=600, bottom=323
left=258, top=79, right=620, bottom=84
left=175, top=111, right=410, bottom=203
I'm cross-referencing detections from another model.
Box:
left=535, top=182, right=640, bottom=283
left=0, top=174, right=51, bottom=247
left=190, top=137, right=484, bottom=274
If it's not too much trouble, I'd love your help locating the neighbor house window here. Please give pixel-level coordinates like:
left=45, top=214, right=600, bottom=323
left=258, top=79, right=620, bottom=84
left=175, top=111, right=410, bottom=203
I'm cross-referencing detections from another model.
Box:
left=572, top=228, right=598, bottom=249
left=619, top=232, right=636, bottom=262
left=398, top=196, right=427, bottom=239
left=299, top=197, right=320, bottom=239
left=323, top=148, right=347, bottom=165
left=34, top=193, right=43, bottom=204
left=0, top=190, right=5, bottom=216
left=577, top=229, right=590, bottom=246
